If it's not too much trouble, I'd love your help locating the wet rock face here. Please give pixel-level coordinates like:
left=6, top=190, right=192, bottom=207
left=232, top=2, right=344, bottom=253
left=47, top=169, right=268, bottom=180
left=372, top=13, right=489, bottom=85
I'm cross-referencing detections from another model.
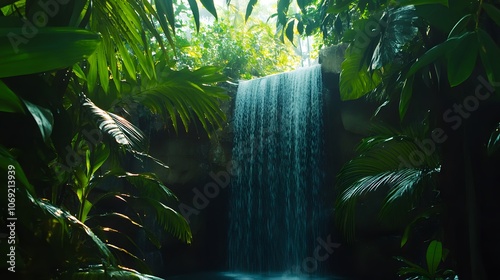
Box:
left=319, top=44, right=348, bottom=74
left=151, top=137, right=210, bottom=186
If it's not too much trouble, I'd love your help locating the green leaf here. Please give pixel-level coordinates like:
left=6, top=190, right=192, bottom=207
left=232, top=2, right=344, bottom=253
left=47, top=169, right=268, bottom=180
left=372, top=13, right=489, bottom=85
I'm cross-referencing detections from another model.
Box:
left=35, top=198, right=116, bottom=266
left=477, top=28, right=500, bottom=87
left=483, top=3, right=500, bottom=27
left=399, top=75, right=414, bottom=121
left=487, top=123, right=500, bottom=156
left=277, top=0, right=291, bottom=25
left=120, top=172, right=178, bottom=202
left=397, top=0, right=448, bottom=7
left=81, top=199, right=93, bottom=223
left=22, top=99, right=54, bottom=143
left=0, top=80, right=25, bottom=113
left=446, top=31, right=478, bottom=87
left=0, top=27, right=100, bottom=78
left=335, top=125, right=439, bottom=240
left=90, top=143, right=110, bottom=176
left=406, top=36, right=459, bottom=77
left=285, top=19, right=295, bottom=45
left=297, top=21, right=304, bottom=34
left=448, top=14, right=472, bottom=38
left=426, top=240, right=442, bottom=275
left=245, top=0, right=258, bottom=22
left=371, top=6, right=419, bottom=70
left=160, top=0, right=176, bottom=31
left=96, top=39, right=109, bottom=93
left=86, top=51, right=98, bottom=93
left=0, top=145, right=35, bottom=196
left=200, top=0, right=218, bottom=19
left=340, top=45, right=382, bottom=100
left=187, top=0, right=201, bottom=32
left=125, top=196, right=192, bottom=244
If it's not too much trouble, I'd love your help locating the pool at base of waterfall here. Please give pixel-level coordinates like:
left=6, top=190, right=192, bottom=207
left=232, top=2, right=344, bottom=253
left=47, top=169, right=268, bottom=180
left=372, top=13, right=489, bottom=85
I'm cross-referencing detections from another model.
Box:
left=169, top=271, right=346, bottom=280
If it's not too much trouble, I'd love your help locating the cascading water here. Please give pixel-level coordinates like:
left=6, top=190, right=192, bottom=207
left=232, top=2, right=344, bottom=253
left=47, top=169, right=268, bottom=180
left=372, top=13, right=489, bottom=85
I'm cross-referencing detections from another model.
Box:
left=228, top=64, right=326, bottom=274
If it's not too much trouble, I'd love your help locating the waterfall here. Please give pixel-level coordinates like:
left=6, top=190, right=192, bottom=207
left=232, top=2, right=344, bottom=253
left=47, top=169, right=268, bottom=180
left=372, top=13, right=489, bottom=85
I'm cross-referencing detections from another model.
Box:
left=228, top=64, right=326, bottom=274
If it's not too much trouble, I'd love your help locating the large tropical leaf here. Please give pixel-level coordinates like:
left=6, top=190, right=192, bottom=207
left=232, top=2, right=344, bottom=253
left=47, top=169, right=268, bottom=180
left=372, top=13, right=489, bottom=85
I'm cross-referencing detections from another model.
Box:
left=370, top=5, right=419, bottom=70
left=0, top=27, right=100, bottom=78
left=340, top=42, right=383, bottom=100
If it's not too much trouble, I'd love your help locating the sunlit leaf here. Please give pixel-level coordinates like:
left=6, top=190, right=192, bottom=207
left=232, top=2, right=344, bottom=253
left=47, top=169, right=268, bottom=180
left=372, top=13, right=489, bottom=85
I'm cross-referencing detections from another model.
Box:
left=80, top=94, right=147, bottom=151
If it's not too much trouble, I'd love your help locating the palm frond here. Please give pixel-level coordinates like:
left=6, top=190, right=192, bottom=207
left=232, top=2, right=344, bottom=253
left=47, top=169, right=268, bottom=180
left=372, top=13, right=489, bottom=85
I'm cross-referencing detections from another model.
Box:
left=80, top=94, right=148, bottom=152
left=119, top=66, right=229, bottom=136
left=120, top=195, right=192, bottom=244
left=86, top=0, right=169, bottom=93
left=335, top=126, right=441, bottom=240
left=90, top=171, right=178, bottom=204
left=85, top=212, right=162, bottom=249
left=106, top=244, right=153, bottom=275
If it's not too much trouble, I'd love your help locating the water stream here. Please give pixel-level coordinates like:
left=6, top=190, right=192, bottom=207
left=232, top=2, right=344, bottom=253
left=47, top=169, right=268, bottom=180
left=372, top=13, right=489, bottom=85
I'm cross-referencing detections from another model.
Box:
left=228, top=65, right=326, bottom=274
